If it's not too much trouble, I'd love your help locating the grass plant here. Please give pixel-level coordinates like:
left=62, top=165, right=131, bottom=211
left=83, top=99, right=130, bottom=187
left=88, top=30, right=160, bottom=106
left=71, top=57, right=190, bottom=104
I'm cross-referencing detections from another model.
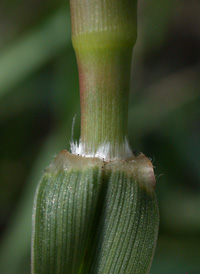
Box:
left=32, top=1, right=159, bottom=273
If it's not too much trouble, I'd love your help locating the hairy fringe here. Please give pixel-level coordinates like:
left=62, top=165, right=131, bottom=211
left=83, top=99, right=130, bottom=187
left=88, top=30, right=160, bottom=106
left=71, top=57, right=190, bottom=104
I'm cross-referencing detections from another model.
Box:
left=70, top=138, right=133, bottom=161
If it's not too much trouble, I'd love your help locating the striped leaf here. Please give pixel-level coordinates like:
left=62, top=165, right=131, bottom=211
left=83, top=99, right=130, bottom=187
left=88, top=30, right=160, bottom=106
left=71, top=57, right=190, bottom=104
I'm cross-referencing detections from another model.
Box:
left=32, top=151, right=159, bottom=274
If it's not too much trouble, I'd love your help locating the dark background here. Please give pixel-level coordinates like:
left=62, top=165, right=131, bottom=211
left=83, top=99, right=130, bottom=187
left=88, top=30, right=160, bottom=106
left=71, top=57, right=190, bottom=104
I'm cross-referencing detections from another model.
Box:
left=0, top=0, right=200, bottom=273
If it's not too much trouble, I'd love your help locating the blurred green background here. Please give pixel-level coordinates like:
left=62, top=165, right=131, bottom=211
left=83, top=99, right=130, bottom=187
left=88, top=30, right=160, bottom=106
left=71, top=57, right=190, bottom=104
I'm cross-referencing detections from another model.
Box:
left=0, top=0, right=200, bottom=273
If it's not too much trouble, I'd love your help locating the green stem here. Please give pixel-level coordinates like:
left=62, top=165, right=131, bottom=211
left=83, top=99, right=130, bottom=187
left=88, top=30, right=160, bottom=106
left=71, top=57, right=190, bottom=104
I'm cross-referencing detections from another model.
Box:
left=70, top=0, right=137, bottom=158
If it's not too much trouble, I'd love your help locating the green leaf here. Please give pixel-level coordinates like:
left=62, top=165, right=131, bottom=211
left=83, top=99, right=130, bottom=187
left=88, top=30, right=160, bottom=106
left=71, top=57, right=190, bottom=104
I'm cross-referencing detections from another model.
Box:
left=32, top=151, right=159, bottom=274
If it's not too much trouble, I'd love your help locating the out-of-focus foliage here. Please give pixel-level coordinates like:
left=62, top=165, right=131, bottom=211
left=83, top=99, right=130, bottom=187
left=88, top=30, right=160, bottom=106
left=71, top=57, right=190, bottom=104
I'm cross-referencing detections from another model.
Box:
left=0, top=0, right=199, bottom=273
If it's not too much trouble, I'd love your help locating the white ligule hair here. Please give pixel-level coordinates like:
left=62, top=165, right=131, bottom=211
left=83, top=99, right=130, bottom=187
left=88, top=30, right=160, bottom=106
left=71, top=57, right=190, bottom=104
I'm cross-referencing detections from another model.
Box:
left=70, top=138, right=133, bottom=162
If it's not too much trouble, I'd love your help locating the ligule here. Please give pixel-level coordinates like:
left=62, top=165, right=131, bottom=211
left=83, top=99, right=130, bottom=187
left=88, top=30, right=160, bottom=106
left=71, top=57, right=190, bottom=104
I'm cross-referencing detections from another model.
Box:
left=32, top=151, right=159, bottom=274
